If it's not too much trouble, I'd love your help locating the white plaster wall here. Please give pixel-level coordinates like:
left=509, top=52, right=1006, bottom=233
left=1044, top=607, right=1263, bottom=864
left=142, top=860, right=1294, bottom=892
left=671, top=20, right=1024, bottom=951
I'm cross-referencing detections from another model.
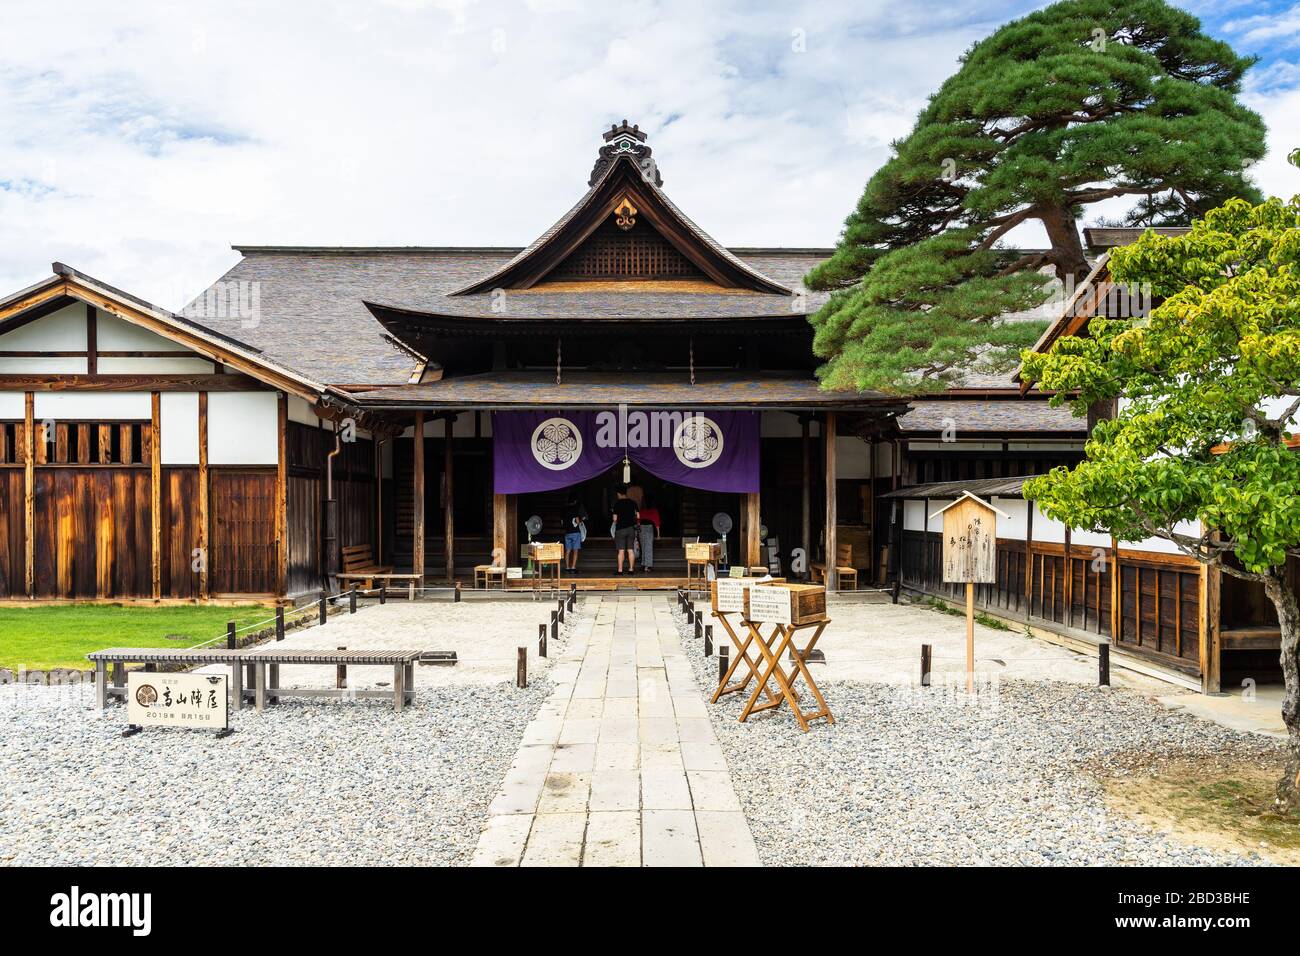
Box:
left=926, top=499, right=955, bottom=532
left=0, top=357, right=87, bottom=373
left=34, top=392, right=151, bottom=419
left=160, top=392, right=200, bottom=464
left=836, top=436, right=873, bottom=479
left=0, top=392, right=26, bottom=418
left=0, top=304, right=87, bottom=350
left=1124, top=521, right=1200, bottom=555
left=96, top=311, right=188, bottom=351
left=98, top=356, right=215, bottom=374
left=993, top=497, right=1028, bottom=540
left=761, top=411, right=804, bottom=438
left=1009, top=440, right=1085, bottom=451
left=1032, top=505, right=1069, bottom=544
left=908, top=440, right=1006, bottom=452
left=903, top=499, right=926, bottom=531
left=1070, top=527, right=1113, bottom=549
left=208, top=392, right=278, bottom=465
left=288, top=395, right=318, bottom=427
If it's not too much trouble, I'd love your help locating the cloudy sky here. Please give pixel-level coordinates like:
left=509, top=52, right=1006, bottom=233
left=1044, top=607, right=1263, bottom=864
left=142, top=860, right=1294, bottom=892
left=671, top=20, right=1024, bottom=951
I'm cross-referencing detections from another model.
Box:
left=1, top=0, right=1297, bottom=309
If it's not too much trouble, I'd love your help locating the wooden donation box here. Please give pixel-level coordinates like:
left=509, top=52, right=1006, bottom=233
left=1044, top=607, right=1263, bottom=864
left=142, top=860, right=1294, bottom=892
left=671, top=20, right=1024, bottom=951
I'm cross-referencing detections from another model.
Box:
left=686, top=541, right=720, bottom=590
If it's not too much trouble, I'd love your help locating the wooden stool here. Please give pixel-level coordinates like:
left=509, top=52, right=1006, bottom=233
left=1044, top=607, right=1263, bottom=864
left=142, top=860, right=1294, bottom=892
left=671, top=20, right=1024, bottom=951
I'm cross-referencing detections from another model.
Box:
left=740, top=617, right=833, bottom=732
left=474, top=564, right=506, bottom=590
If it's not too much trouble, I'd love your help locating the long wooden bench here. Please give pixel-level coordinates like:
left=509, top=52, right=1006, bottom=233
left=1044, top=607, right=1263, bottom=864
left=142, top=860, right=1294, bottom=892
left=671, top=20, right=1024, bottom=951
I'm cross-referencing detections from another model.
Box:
left=86, top=647, right=425, bottom=712
left=336, top=544, right=422, bottom=599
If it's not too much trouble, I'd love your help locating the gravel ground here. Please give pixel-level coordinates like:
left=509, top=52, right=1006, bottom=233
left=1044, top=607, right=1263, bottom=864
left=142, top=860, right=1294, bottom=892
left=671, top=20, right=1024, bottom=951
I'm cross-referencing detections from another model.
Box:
left=0, top=607, right=581, bottom=867
left=675, top=612, right=1283, bottom=866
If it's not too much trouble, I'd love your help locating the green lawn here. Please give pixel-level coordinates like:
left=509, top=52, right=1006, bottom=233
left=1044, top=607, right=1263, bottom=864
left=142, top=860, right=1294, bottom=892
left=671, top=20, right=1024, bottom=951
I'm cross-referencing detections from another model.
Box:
left=0, top=604, right=275, bottom=672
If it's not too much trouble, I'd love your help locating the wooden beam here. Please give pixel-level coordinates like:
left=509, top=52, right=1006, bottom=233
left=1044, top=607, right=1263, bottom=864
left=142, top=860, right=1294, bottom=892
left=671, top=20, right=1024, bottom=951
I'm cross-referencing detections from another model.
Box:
left=824, top=412, right=837, bottom=590
left=276, top=392, right=288, bottom=598
left=85, top=304, right=97, bottom=376
left=150, top=392, right=161, bottom=600
left=198, top=392, right=209, bottom=600
left=801, top=416, right=811, bottom=581
left=0, top=374, right=271, bottom=391
left=0, top=281, right=68, bottom=325
left=444, top=415, right=455, bottom=584
left=24, top=392, right=34, bottom=598
left=412, top=412, right=425, bottom=585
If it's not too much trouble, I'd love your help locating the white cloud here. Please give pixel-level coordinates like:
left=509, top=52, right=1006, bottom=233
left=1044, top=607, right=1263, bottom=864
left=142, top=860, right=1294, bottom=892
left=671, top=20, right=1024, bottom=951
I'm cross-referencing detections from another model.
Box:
left=0, top=0, right=1297, bottom=310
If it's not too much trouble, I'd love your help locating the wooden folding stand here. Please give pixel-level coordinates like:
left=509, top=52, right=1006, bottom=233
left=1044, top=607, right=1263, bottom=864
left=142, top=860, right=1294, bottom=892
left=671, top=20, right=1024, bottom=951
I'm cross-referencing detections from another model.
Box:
left=739, top=616, right=832, bottom=732
left=711, top=608, right=782, bottom=707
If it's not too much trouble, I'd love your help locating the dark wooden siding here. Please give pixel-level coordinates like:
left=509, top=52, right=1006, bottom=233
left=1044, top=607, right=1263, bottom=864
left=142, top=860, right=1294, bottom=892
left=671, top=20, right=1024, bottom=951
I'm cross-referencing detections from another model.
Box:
left=0, top=470, right=24, bottom=596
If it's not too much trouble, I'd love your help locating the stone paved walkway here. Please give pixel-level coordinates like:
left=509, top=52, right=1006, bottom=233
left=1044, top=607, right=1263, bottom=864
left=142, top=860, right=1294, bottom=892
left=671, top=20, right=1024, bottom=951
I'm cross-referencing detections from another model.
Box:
left=471, top=594, right=759, bottom=866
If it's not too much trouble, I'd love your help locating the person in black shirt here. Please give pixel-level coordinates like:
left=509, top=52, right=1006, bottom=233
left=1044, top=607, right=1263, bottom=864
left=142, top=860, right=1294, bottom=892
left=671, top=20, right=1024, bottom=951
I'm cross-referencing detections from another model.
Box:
left=562, top=495, right=587, bottom=571
left=611, top=486, right=639, bottom=574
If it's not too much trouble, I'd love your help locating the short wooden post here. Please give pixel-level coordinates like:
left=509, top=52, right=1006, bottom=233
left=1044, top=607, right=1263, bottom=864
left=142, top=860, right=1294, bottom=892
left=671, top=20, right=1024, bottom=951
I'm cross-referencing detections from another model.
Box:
left=517, top=647, right=527, bottom=688
left=348, top=584, right=356, bottom=613
left=275, top=607, right=285, bottom=641
left=226, top=621, right=236, bottom=650
left=921, top=643, right=932, bottom=687
left=568, top=584, right=576, bottom=611
left=557, top=599, right=565, bottom=624
left=336, top=646, right=347, bottom=689
left=892, top=579, right=901, bottom=604
left=694, top=611, right=703, bottom=640
left=539, top=623, right=548, bottom=658
left=1099, top=642, right=1110, bottom=687
left=319, top=589, right=328, bottom=626
left=719, top=645, right=728, bottom=683
left=455, top=581, right=462, bottom=603
left=379, top=584, right=387, bottom=605
left=551, top=611, right=559, bottom=642
left=704, top=624, right=713, bottom=657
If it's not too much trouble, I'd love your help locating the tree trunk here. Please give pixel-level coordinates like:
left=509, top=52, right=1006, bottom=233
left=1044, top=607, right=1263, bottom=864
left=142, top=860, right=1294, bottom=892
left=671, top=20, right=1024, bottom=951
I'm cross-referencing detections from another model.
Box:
left=1263, top=570, right=1300, bottom=813
left=1039, top=204, right=1090, bottom=285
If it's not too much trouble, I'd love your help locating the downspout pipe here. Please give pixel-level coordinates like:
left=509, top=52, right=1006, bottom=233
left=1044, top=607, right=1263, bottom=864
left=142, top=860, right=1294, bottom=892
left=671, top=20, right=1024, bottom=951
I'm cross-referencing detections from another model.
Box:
left=324, top=423, right=342, bottom=588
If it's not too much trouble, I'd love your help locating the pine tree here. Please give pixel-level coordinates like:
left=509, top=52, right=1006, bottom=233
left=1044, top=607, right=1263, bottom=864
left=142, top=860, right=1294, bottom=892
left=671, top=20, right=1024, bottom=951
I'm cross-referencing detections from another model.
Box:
left=809, top=0, right=1266, bottom=394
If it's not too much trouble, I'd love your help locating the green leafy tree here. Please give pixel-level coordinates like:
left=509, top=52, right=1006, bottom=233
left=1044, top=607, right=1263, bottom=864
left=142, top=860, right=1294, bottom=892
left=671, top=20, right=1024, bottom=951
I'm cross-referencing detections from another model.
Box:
left=1020, top=196, right=1300, bottom=811
left=809, top=0, right=1265, bottom=394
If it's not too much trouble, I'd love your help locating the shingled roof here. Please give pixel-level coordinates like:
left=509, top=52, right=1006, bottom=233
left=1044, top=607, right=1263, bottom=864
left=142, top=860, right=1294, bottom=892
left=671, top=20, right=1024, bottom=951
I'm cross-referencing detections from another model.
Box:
left=896, top=399, right=1085, bottom=435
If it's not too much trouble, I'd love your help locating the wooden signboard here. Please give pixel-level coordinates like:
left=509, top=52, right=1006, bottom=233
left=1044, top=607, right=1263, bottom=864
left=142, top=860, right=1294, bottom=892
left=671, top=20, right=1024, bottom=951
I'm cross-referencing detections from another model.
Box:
left=127, top=672, right=229, bottom=731
left=930, top=493, right=1008, bottom=692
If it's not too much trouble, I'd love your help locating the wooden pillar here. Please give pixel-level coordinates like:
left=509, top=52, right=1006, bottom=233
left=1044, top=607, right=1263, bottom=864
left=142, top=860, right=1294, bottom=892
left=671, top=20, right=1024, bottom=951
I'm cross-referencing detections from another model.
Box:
left=824, top=412, right=837, bottom=590
left=745, top=491, right=761, bottom=568
left=23, top=391, right=34, bottom=598
left=444, top=414, right=456, bottom=584
left=493, top=493, right=508, bottom=563
left=1110, top=535, right=1120, bottom=641
left=800, top=416, right=811, bottom=581
left=198, top=392, right=209, bottom=600
left=375, top=436, right=384, bottom=565
left=150, top=391, right=161, bottom=600
left=275, top=393, right=288, bottom=598
left=412, top=412, right=425, bottom=584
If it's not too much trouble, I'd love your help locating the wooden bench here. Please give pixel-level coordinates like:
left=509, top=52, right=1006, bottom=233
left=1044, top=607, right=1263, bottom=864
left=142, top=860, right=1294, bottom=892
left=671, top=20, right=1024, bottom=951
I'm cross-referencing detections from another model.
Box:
left=87, top=647, right=426, bottom=712
left=474, top=564, right=507, bottom=590
left=337, top=544, right=422, bottom=599
left=1220, top=625, right=1282, bottom=651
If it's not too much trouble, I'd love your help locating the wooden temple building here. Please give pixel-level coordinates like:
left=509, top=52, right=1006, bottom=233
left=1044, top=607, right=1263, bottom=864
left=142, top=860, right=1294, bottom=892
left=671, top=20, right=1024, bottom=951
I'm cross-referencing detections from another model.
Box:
left=2, top=121, right=1268, bottom=692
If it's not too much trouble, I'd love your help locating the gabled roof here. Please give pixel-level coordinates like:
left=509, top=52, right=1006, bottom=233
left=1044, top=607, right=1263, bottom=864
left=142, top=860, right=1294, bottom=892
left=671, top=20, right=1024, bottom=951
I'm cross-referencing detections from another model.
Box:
left=451, top=134, right=792, bottom=296
left=0, top=263, right=336, bottom=402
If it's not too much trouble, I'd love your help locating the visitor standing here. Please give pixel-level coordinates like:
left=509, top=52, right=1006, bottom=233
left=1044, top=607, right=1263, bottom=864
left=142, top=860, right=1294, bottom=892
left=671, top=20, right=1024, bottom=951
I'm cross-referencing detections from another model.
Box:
left=638, top=496, right=660, bottom=572
left=562, top=495, right=587, bottom=571
left=611, top=486, right=639, bottom=574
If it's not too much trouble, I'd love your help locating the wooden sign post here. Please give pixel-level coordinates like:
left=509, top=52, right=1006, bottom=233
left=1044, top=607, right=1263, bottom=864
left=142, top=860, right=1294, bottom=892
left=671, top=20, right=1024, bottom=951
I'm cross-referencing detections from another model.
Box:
left=930, top=493, right=1007, bottom=692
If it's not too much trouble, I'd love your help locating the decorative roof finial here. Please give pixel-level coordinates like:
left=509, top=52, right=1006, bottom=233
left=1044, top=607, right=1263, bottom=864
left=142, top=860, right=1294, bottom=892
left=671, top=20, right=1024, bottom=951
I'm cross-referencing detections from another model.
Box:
left=589, top=119, right=661, bottom=187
